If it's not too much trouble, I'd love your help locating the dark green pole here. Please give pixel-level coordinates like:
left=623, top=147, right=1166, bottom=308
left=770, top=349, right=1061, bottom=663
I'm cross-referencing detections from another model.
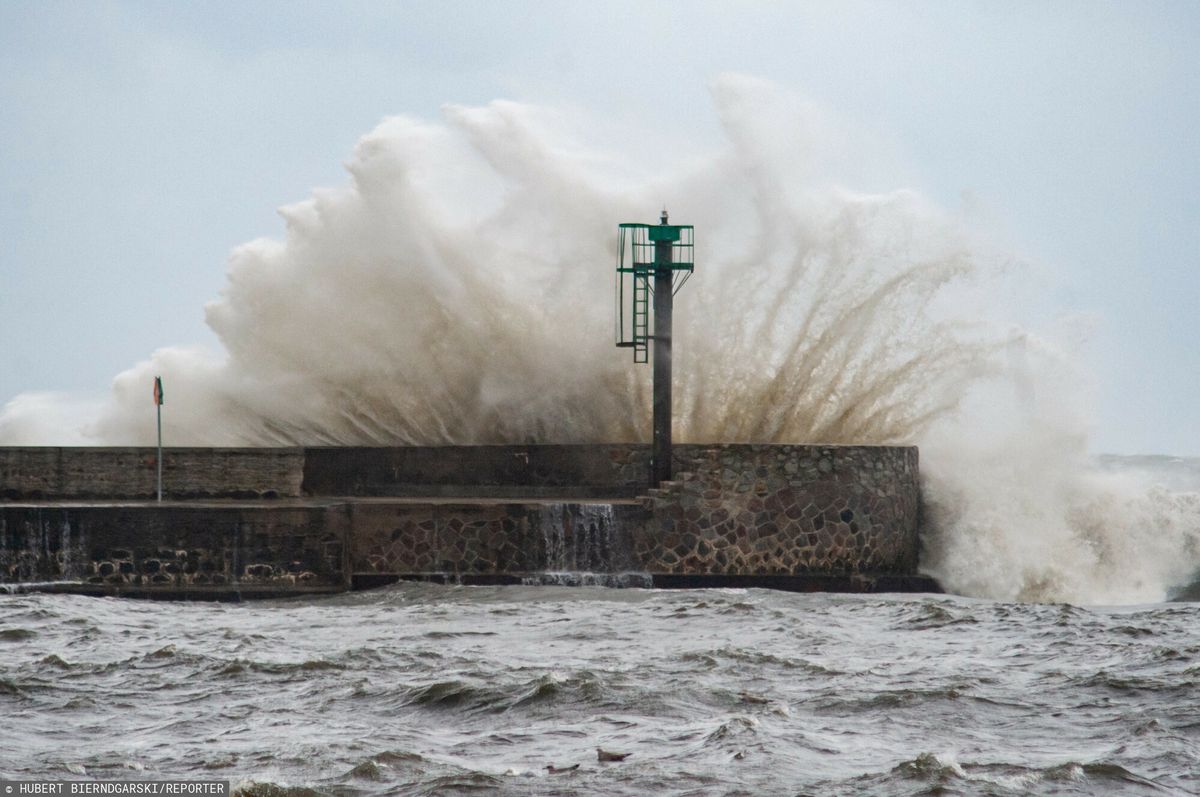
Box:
left=652, top=210, right=673, bottom=486
left=156, top=403, right=162, bottom=502
left=155, top=375, right=163, bottom=502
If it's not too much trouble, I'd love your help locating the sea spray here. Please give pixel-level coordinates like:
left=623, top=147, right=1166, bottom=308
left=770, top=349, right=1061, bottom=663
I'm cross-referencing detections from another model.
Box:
left=2, top=75, right=1198, bottom=603
left=2, top=76, right=990, bottom=448
left=919, top=333, right=1200, bottom=603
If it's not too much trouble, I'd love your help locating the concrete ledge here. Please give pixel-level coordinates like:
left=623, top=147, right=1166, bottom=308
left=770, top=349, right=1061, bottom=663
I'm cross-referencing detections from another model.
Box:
left=11, top=572, right=942, bottom=596
left=650, top=573, right=942, bottom=593
left=350, top=572, right=942, bottom=593
left=0, top=582, right=346, bottom=602
left=353, top=573, right=527, bottom=588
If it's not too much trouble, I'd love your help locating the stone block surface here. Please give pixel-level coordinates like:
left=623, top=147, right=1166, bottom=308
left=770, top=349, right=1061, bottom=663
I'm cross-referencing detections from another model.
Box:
left=350, top=501, right=639, bottom=575
left=634, top=445, right=919, bottom=576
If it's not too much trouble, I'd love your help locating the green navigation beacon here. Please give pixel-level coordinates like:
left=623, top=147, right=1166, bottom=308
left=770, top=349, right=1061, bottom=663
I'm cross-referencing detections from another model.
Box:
left=614, top=210, right=694, bottom=486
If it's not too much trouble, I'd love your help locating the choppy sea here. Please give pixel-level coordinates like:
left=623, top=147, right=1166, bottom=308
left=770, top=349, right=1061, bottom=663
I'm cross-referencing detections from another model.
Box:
left=2, top=582, right=1198, bottom=796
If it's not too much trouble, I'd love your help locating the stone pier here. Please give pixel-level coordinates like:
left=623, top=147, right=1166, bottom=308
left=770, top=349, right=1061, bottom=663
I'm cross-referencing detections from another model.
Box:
left=0, top=444, right=938, bottom=598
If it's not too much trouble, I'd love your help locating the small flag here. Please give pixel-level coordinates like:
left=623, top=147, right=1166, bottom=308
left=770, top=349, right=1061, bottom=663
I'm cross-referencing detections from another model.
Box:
left=153, top=376, right=164, bottom=406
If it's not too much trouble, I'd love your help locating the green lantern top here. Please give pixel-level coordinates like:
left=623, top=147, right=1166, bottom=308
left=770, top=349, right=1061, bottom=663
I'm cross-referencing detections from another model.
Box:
left=614, top=211, right=694, bottom=362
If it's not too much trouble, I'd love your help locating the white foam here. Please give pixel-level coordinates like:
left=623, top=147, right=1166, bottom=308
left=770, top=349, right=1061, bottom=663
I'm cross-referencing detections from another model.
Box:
left=3, top=75, right=1197, bottom=603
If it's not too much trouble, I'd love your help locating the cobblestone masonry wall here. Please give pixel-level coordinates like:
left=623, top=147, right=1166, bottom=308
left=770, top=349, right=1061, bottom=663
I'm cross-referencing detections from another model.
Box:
left=0, top=503, right=348, bottom=589
left=634, top=445, right=920, bottom=575
left=350, top=502, right=639, bottom=575
left=349, top=445, right=919, bottom=578
left=0, top=448, right=304, bottom=499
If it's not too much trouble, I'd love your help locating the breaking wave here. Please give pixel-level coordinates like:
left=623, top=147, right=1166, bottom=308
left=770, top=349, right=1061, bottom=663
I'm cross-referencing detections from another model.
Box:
left=2, top=74, right=1198, bottom=603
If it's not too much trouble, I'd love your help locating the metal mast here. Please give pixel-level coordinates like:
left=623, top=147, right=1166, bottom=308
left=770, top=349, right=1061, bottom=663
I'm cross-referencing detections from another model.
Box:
left=651, top=210, right=674, bottom=485
left=614, top=211, right=694, bottom=486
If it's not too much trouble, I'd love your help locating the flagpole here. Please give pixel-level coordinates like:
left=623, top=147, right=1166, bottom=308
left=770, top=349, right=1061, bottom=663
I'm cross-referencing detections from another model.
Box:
left=155, top=376, right=163, bottom=503
left=156, top=402, right=162, bottom=502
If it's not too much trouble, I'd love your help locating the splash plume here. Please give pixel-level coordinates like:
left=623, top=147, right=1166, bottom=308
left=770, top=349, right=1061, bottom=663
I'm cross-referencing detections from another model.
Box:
left=2, top=75, right=1197, bottom=604
left=4, top=76, right=990, bottom=448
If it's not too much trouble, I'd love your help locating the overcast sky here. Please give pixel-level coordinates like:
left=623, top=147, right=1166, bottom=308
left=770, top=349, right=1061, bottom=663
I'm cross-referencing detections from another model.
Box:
left=1, top=1, right=1196, bottom=454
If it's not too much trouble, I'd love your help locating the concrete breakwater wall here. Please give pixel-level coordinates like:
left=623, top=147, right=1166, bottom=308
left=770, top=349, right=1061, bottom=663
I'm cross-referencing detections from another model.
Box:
left=0, top=447, right=304, bottom=500
left=303, top=445, right=651, bottom=498
left=0, top=445, right=934, bottom=597
left=0, top=444, right=652, bottom=501
left=0, top=502, right=349, bottom=598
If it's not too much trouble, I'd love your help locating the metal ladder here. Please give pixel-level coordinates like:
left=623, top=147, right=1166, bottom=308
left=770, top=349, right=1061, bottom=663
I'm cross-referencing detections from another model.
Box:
left=633, top=267, right=650, bottom=363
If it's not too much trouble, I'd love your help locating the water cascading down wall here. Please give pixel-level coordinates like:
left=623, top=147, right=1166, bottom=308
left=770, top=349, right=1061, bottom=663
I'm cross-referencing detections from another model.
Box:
left=0, top=444, right=936, bottom=598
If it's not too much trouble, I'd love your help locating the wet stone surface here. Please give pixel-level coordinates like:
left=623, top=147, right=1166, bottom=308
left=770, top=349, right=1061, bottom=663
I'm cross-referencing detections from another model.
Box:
left=632, top=445, right=919, bottom=576
left=353, top=502, right=638, bottom=575
left=0, top=504, right=348, bottom=589
left=352, top=446, right=920, bottom=579
left=1, top=445, right=921, bottom=588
